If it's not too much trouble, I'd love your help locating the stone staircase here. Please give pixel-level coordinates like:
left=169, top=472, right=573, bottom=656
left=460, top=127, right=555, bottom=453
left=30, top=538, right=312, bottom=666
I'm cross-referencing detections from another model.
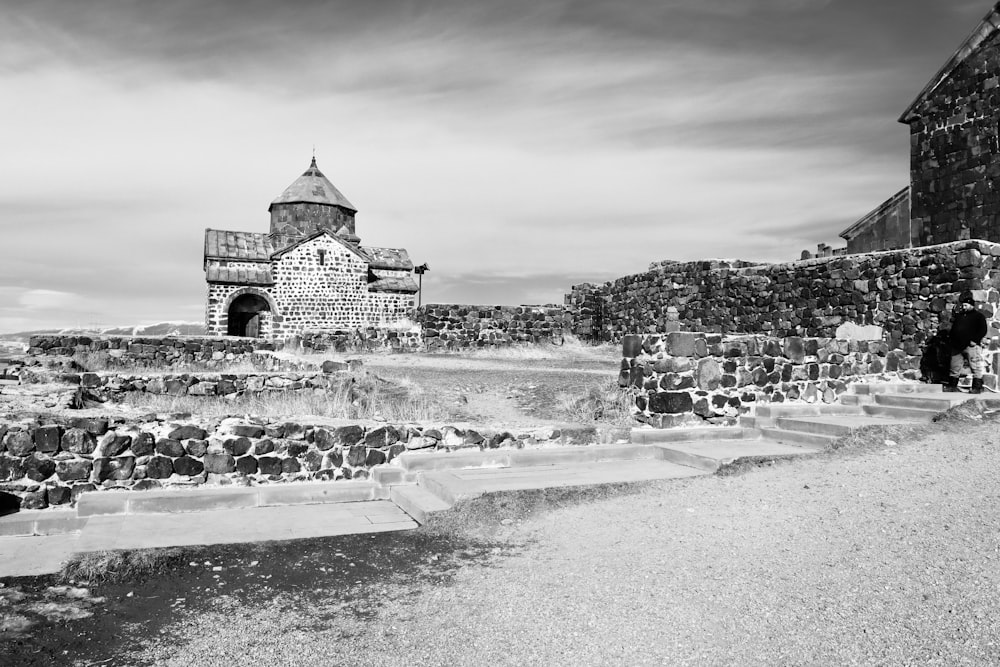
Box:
left=386, top=382, right=1000, bottom=523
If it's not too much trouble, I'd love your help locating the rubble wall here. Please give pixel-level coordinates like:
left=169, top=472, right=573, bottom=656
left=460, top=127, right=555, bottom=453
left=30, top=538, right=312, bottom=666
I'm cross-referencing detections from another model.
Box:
left=566, top=241, right=1000, bottom=346
left=0, top=416, right=606, bottom=510
left=620, top=332, right=1000, bottom=428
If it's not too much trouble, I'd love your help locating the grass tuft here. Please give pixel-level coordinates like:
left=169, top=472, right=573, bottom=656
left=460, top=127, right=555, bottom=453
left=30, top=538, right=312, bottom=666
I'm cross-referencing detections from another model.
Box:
left=117, top=371, right=450, bottom=422
left=60, top=547, right=199, bottom=584
left=553, top=381, right=635, bottom=426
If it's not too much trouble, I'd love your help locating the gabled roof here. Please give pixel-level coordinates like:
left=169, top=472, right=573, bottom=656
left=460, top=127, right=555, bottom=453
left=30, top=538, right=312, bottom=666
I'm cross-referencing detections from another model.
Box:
left=206, top=265, right=274, bottom=286
left=839, top=187, right=910, bottom=241
left=269, top=157, right=357, bottom=212
left=368, top=270, right=419, bottom=294
left=204, top=229, right=274, bottom=262
left=359, top=245, right=414, bottom=271
left=269, top=229, right=368, bottom=261
left=900, top=2, right=1000, bottom=123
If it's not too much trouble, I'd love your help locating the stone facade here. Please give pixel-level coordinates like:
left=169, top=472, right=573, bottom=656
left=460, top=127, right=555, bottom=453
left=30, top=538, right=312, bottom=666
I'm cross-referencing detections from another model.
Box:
left=565, top=241, right=1000, bottom=349
left=844, top=4, right=1000, bottom=253
left=902, top=6, right=1000, bottom=247
left=620, top=332, right=1000, bottom=429
left=840, top=188, right=914, bottom=254
left=203, top=158, right=418, bottom=339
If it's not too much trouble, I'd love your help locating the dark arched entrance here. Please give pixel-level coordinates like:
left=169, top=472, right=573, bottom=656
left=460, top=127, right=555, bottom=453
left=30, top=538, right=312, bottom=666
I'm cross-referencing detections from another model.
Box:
left=227, top=293, right=270, bottom=337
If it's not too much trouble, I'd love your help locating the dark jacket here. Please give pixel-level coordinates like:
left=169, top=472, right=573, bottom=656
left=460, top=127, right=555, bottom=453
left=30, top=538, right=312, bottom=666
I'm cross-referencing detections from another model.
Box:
left=949, top=308, right=988, bottom=352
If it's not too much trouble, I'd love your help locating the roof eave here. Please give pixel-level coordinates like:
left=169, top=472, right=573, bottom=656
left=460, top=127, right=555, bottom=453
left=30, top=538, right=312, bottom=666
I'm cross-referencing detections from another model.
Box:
left=898, top=4, right=1000, bottom=124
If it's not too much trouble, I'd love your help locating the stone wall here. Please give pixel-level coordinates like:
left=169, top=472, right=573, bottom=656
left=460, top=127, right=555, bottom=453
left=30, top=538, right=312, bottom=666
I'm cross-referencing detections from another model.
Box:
left=0, top=415, right=603, bottom=510
left=905, top=30, right=1000, bottom=247
left=63, top=369, right=362, bottom=401
left=621, top=332, right=1000, bottom=428
left=414, top=304, right=566, bottom=348
left=24, top=335, right=308, bottom=371
left=566, top=241, right=1000, bottom=348
left=841, top=187, right=914, bottom=255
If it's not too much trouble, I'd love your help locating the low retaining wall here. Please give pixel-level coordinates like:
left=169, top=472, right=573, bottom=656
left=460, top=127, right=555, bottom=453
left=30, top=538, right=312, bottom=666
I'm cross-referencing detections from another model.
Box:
left=26, top=335, right=300, bottom=370
left=621, top=332, right=1000, bottom=428
left=58, top=368, right=362, bottom=400
left=0, top=416, right=605, bottom=510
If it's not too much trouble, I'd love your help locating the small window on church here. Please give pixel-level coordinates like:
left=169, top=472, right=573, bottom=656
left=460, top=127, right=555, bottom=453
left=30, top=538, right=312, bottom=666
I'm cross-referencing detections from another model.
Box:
left=317, top=249, right=327, bottom=266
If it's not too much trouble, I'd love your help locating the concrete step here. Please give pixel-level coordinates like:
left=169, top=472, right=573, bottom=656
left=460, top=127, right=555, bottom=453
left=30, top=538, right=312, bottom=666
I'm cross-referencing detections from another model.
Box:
left=775, top=415, right=919, bottom=438
left=394, top=444, right=660, bottom=473
left=849, top=383, right=945, bottom=395
left=872, top=393, right=967, bottom=411
left=754, top=404, right=862, bottom=421
left=631, top=426, right=751, bottom=444
left=76, top=480, right=386, bottom=517
left=417, top=459, right=708, bottom=504
left=390, top=485, right=453, bottom=524
left=861, top=404, right=940, bottom=420
left=755, top=427, right=839, bottom=447
left=0, top=509, right=87, bottom=537
left=653, top=440, right=820, bottom=473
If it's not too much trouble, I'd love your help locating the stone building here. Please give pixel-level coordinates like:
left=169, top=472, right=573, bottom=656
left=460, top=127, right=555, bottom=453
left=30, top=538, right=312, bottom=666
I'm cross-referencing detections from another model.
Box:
left=203, top=158, right=417, bottom=339
left=840, top=2, right=1000, bottom=253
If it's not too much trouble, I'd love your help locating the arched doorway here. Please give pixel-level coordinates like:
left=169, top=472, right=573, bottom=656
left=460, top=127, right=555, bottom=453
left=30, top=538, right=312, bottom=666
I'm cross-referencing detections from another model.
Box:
left=227, top=293, right=271, bottom=337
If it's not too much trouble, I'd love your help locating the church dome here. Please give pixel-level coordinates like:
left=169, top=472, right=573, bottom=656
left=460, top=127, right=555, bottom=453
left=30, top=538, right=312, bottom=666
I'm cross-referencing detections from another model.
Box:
left=268, top=157, right=357, bottom=212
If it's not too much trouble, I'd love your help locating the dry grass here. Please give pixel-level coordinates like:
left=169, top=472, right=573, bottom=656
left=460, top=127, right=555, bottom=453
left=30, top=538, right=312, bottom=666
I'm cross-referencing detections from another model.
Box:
left=117, top=372, right=450, bottom=422
left=61, top=548, right=198, bottom=584
left=553, top=381, right=635, bottom=427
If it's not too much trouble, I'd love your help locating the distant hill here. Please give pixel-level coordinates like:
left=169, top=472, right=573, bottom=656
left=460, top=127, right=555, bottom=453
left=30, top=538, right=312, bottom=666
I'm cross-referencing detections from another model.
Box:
left=0, top=321, right=207, bottom=343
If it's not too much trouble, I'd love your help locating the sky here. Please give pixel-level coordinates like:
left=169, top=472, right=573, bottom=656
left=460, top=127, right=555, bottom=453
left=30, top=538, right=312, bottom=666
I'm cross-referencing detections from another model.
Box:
left=0, top=0, right=994, bottom=332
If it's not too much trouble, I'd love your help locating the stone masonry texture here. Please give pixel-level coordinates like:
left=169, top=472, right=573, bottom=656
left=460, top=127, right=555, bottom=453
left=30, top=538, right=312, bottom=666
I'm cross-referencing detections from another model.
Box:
left=907, top=30, right=1000, bottom=247
left=565, top=241, right=1000, bottom=349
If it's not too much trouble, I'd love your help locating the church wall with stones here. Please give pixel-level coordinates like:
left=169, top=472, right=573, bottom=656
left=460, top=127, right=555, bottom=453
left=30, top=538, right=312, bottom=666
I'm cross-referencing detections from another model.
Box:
left=0, top=416, right=610, bottom=510
left=620, top=331, right=1000, bottom=428
left=566, top=240, right=1000, bottom=350
left=904, top=17, right=1000, bottom=246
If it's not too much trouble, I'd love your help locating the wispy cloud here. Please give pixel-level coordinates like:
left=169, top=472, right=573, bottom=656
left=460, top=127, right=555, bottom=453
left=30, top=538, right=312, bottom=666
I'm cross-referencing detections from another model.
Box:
left=0, top=1, right=992, bottom=332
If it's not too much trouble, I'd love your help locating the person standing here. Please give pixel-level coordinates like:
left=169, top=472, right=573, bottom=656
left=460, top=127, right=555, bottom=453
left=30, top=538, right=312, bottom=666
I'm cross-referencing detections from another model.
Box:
left=944, top=290, right=988, bottom=394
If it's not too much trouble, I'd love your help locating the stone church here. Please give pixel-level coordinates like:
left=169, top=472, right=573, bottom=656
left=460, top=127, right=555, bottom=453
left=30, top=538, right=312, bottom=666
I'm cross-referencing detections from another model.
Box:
left=841, top=2, right=1000, bottom=253
left=203, top=158, right=417, bottom=339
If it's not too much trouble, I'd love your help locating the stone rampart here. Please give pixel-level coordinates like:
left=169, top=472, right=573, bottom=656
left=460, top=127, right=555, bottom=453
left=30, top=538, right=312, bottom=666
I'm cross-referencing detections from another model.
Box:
left=621, top=332, right=999, bottom=428
left=0, top=415, right=604, bottom=510
left=567, top=241, right=1000, bottom=348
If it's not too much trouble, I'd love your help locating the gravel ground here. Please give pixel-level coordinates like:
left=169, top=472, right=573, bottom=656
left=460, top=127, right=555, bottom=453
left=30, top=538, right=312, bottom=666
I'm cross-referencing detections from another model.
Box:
left=122, top=412, right=1000, bottom=667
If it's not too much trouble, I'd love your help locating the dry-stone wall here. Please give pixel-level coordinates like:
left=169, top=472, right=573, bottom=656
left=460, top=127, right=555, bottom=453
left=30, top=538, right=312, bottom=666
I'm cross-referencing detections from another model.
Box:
left=621, top=331, right=1000, bottom=428
left=296, top=329, right=423, bottom=354
left=415, top=305, right=566, bottom=348
left=567, top=241, right=1000, bottom=348
left=0, top=415, right=600, bottom=510
left=26, top=335, right=292, bottom=370
left=61, top=369, right=362, bottom=401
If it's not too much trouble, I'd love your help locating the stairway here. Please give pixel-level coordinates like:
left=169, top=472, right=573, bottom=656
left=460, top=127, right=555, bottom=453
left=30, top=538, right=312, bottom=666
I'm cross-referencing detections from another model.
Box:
left=382, top=382, right=1000, bottom=525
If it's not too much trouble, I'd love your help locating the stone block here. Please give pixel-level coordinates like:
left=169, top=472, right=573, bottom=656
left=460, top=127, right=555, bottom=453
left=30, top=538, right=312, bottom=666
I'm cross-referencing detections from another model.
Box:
left=203, top=453, right=236, bottom=474
left=695, top=359, right=722, bottom=390
left=665, top=332, right=701, bottom=357
left=648, top=391, right=694, bottom=414
left=34, top=425, right=62, bottom=453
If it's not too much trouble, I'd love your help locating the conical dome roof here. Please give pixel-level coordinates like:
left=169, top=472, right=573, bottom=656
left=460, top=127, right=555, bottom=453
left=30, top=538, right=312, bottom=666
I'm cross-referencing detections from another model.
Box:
left=269, top=157, right=357, bottom=212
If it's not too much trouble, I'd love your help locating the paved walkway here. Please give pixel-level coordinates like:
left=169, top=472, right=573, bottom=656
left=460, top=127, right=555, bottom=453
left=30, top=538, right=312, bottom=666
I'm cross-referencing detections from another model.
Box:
left=0, top=500, right=416, bottom=578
